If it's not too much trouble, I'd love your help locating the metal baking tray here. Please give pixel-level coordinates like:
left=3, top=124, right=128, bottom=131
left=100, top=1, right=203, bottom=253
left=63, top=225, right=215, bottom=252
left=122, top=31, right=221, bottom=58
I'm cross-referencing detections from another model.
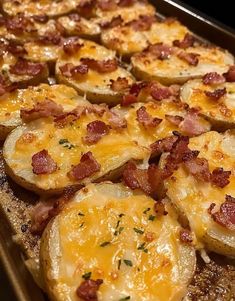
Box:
left=0, top=1, right=235, bottom=301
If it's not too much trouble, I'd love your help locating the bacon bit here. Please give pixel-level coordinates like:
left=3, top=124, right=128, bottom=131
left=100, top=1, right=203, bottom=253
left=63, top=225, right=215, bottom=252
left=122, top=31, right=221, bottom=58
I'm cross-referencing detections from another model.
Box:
left=147, top=43, right=172, bottom=60
left=0, top=15, right=5, bottom=26
left=6, top=14, right=35, bottom=33
left=123, top=162, right=152, bottom=194
left=76, top=279, right=103, bottom=301
left=32, top=150, right=57, bottom=175
left=107, top=110, right=127, bottom=129
left=127, top=15, right=156, bottom=31
left=150, top=85, right=172, bottom=101
left=83, top=120, right=110, bottom=144
left=0, top=74, right=18, bottom=96
left=80, top=58, right=118, bottom=73
left=202, top=72, right=225, bottom=85
left=118, top=0, right=135, bottom=7
left=179, top=110, right=209, bottom=136
left=150, top=136, right=178, bottom=156
left=223, top=65, right=235, bottom=82
left=6, top=40, right=27, bottom=56
left=165, top=114, right=184, bottom=126
left=144, top=231, right=156, bottom=242
left=76, top=0, right=96, bottom=18
left=9, top=59, right=46, bottom=76
left=38, top=31, right=61, bottom=45
left=59, top=63, right=88, bottom=78
left=184, top=157, right=211, bottom=182
left=179, top=229, right=193, bottom=243
left=154, top=201, right=167, bottom=217
left=136, top=106, right=162, bottom=128
left=101, top=15, right=123, bottom=29
left=209, top=195, right=235, bottom=231
left=121, top=94, right=137, bottom=106
left=68, top=152, right=101, bottom=181
left=173, top=33, right=195, bottom=49
left=204, top=88, right=227, bottom=100
left=87, top=104, right=108, bottom=116
left=20, top=99, right=64, bottom=122
left=177, top=52, right=200, bottom=66
left=63, top=38, right=84, bottom=55
left=32, top=14, right=49, bottom=23
left=210, top=168, right=231, bottom=188
left=110, top=77, right=129, bottom=92
left=130, top=81, right=148, bottom=96
left=97, top=0, right=116, bottom=10
left=147, top=164, right=170, bottom=196
left=54, top=106, right=85, bottom=127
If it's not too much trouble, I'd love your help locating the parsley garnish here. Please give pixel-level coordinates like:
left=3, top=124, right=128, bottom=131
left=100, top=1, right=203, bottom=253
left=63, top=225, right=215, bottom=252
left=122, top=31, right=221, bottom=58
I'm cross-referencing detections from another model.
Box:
left=59, top=138, right=75, bottom=149
left=148, top=215, right=156, bottom=221
left=143, top=208, right=150, bottom=214
left=119, top=213, right=125, bottom=218
left=100, top=241, right=111, bottom=247
left=123, top=259, right=133, bottom=267
left=79, top=222, right=84, bottom=228
left=118, top=259, right=121, bottom=270
left=82, top=272, right=91, bottom=280
left=78, top=212, right=85, bottom=216
left=137, top=242, right=148, bottom=253
left=119, top=297, right=131, bottom=300
left=133, top=228, right=144, bottom=235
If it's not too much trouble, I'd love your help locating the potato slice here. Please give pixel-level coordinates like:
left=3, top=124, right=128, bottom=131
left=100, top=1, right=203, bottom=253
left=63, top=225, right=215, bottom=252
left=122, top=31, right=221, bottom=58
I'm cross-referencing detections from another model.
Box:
left=101, top=18, right=189, bottom=57
left=3, top=109, right=149, bottom=194
left=56, top=39, right=135, bottom=104
left=0, top=84, right=88, bottom=140
left=131, top=46, right=234, bottom=85
left=2, top=0, right=81, bottom=17
left=162, top=131, right=235, bottom=256
left=40, top=182, right=196, bottom=301
left=181, top=79, right=235, bottom=131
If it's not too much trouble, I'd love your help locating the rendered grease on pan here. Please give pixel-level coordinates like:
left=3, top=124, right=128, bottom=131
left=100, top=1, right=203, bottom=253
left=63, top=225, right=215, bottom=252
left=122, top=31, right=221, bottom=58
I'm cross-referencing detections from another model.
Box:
left=0, top=0, right=234, bottom=301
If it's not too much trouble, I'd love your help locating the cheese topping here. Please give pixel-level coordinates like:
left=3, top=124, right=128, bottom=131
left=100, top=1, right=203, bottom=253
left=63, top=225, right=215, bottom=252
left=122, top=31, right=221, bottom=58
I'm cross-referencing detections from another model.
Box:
left=41, top=183, right=196, bottom=301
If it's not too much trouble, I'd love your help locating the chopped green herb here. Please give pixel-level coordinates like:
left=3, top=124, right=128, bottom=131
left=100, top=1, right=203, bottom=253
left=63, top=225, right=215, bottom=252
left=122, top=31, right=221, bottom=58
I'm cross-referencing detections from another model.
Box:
left=100, top=241, right=111, bottom=247
left=59, top=139, right=69, bottom=144
left=123, top=259, right=133, bottom=267
left=119, top=297, right=130, bottom=300
left=143, top=208, right=150, bottom=214
left=148, top=215, right=156, bottom=221
left=79, top=222, right=84, bottom=228
left=133, top=228, right=144, bottom=235
left=82, top=272, right=91, bottom=280
left=118, top=259, right=121, bottom=270
left=78, top=212, right=85, bottom=216
left=118, top=226, right=124, bottom=234
left=59, top=138, right=75, bottom=149
left=119, top=213, right=125, bottom=218
left=116, top=220, right=121, bottom=229
left=137, top=242, right=148, bottom=253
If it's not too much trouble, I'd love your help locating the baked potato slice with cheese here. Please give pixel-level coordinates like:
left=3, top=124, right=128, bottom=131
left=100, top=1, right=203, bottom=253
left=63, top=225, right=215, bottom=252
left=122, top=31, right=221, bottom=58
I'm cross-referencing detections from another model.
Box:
left=40, top=182, right=196, bottom=301
left=101, top=18, right=190, bottom=58
left=162, top=131, right=235, bottom=257
left=56, top=39, right=135, bottom=104
left=181, top=78, right=235, bottom=131
left=0, top=84, right=89, bottom=141
left=131, top=45, right=234, bottom=85
left=3, top=106, right=149, bottom=194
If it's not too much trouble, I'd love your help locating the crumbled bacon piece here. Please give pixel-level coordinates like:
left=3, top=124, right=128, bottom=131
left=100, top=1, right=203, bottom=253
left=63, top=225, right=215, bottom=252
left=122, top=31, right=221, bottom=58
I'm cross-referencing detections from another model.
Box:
left=150, top=136, right=178, bottom=156
left=118, top=0, right=135, bottom=7
left=184, top=157, right=211, bottom=182
left=204, top=88, right=227, bottom=100
left=128, top=15, right=156, bottom=31
left=0, top=74, right=18, bottom=96
left=6, top=14, right=35, bottom=33
left=68, top=152, right=100, bottom=181
left=0, top=15, right=5, bottom=26
left=87, top=103, right=108, bottom=116
left=150, top=85, right=172, bottom=101
left=76, top=279, right=103, bottom=301
left=63, top=38, right=84, bottom=55
left=76, top=0, right=96, bottom=18
left=177, top=51, right=199, bottom=66
left=68, top=13, right=81, bottom=22
left=10, top=59, right=46, bottom=76
left=136, top=106, right=162, bottom=128
left=129, top=81, right=148, bottom=96
left=54, top=106, right=86, bottom=127
left=147, top=43, right=172, bottom=60
left=209, top=195, right=235, bottom=231
left=97, top=0, right=116, bottom=10
left=59, top=63, right=88, bottom=78
left=83, top=120, right=110, bottom=144
left=165, top=114, right=183, bottom=126
left=38, top=31, right=61, bottom=45
left=20, top=99, right=64, bottom=122
left=179, top=229, right=193, bottom=243
left=179, top=110, right=209, bottom=136
left=100, top=15, right=123, bottom=29
left=223, top=65, right=235, bottom=82
left=6, top=40, right=27, bottom=56
left=154, top=201, right=167, bottom=217
left=32, top=14, right=49, bottom=23
left=202, top=72, right=225, bottom=85
left=110, top=77, right=129, bottom=92
left=210, top=168, right=231, bottom=188
left=80, top=58, right=118, bottom=73
left=121, top=94, right=137, bottom=106
left=173, top=33, right=195, bottom=49
left=32, top=150, right=57, bottom=175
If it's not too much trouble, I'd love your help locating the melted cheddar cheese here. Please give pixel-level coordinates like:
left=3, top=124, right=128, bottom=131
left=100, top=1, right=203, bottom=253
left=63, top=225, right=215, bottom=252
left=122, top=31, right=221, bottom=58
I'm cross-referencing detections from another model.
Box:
left=181, top=79, right=235, bottom=126
left=163, top=131, right=235, bottom=256
left=41, top=183, right=196, bottom=301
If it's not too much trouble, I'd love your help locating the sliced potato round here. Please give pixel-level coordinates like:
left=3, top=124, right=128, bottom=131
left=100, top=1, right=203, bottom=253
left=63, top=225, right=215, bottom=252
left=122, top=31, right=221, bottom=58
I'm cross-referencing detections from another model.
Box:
left=56, top=39, right=135, bottom=104
left=101, top=19, right=189, bottom=57
left=3, top=110, right=149, bottom=194
left=131, top=46, right=234, bottom=85
left=0, top=84, right=88, bottom=140
left=163, top=131, right=235, bottom=256
left=181, top=79, right=235, bottom=130
left=2, top=0, right=81, bottom=17
left=40, top=182, right=196, bottom=301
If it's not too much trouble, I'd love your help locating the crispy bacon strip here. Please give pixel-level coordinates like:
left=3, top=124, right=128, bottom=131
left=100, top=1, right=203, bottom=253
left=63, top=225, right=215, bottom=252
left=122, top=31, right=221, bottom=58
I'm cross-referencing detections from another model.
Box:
left=147, top=43, right=172, bottom=60
left=80, top=58, right=118, bottom=73
left=83, top=120, right=110, bottom=144
left=150, top=84, right=172, bottom=101
left=136, top=106, right=162, bottom=128
left=59, top=63, right=88, bottom=78
left=179, top=110, right=209, bottom=136
left=63, top=38, right=84, bottom=55
left=184, top=157, right=211, bottom=182
left=173, top=33, right=195, bottom=49
left=32, top=149, right=57, bottom=175
left=150, top=136, right=178, bottom=156
left=76, top=279, right=103, bottom=301
left=10, top=59, right=46, bottom=76
left=177, top=51, right=200, bottom=66
left=210, top=168, right=231, bottom=188
left=223, top=65, right=235, bottom=82
left=202, top=72, right=225, bottom=85
left=204, top=88, right=227, bottom=100
left=165, top=114, right=183, bottom=126
left=20, top=99, right=64, bottom=122
left=68, top=152, right=100, bottom=181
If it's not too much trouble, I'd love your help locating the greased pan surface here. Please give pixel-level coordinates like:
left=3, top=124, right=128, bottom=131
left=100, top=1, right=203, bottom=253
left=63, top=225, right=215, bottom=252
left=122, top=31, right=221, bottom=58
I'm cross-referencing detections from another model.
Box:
left=0, top=0, right=235, bottom=300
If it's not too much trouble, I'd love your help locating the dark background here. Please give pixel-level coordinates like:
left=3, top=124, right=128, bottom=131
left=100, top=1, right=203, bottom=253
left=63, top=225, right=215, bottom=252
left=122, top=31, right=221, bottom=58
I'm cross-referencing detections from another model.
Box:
left=0, top=1, right=234, bottom=301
